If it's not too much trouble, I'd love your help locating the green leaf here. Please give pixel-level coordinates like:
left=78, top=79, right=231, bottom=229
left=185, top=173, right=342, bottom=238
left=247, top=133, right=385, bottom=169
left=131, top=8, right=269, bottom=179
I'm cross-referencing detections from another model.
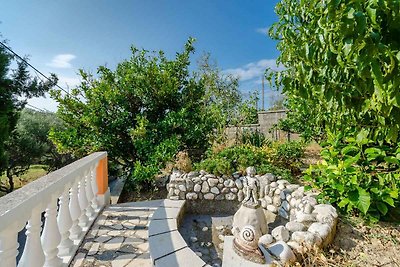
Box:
left=384, top=156, right=399, bottom=165
left=356, top=129, right=369, bottom=145
left=365, top=147, right=384, bottom=161
left=341, top=145, right=359, bottom=155
left=376, top=202, right=388, bottom=215
left=357, top=188, right=371, bottom=214
left=338, top=198, right=350, bottom=208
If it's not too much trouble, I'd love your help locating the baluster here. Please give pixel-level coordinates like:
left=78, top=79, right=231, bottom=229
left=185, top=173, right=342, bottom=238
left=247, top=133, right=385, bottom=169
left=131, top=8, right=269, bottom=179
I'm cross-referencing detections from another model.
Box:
left=78, top=173, right=89, bottom=229
left=90, top=163, right=100, bottom=212
left=57, top=188, right=74, bottom=256
left=0, top=223, right=19, bottom=267
left=19, top=208, right=45, bottom=267
left=41, top=196, right=62, bottom=266
left=69, top=180, right=82, bottom=240
left=85, top=169, right=95, bottom=221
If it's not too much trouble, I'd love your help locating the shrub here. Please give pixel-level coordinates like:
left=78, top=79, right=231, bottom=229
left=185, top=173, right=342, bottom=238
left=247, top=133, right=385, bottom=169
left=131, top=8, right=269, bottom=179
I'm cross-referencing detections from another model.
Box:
left=195, top=144, right=292, bottom=180
left=303, top=130, right=400, bottom=222
left=241, top=130, right=271, bottom=147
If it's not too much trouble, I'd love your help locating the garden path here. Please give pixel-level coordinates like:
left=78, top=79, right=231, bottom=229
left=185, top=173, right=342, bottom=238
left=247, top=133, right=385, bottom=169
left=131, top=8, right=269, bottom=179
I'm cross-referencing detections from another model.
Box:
left=71, top=200, right=165, bottom=267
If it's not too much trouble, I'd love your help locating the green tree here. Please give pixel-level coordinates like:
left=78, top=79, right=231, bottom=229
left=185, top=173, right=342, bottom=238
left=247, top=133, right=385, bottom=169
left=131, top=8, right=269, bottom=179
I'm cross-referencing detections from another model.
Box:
left=268, top=0, right=400, bottom=219
left=0, top=40, right=56, bottom=185
left=1, top=109, right=70, bottom=192
left=50, top=39, right=219, bottom=187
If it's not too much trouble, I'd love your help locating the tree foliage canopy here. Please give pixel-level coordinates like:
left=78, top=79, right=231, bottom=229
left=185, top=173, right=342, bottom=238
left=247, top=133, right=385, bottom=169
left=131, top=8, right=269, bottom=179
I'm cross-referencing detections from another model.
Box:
left=268, top=0, right=400, bottom=220
left=50, top=39, right=250, bottom=185
left=0, top=41, right=56, bottom=180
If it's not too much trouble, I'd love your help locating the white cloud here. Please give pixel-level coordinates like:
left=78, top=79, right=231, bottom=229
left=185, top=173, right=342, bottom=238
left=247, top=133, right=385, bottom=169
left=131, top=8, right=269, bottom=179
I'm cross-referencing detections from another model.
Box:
left=47, top=54, right=76, bottom=69
left=256, top=27, right=269, bottom=34
left=223, top=59, right=283, bottom=82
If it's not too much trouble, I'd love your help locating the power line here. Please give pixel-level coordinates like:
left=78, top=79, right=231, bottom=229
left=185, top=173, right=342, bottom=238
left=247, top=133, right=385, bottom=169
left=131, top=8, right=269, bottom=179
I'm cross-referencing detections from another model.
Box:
left=0, top=40, right=71, bottom=96
left=25, top=103, right=47, bottom=112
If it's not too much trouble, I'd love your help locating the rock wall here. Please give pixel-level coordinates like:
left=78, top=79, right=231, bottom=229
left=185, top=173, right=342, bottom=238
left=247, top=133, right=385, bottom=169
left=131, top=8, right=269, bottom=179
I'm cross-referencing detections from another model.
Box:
left=167, top=170, right=339, bottom=255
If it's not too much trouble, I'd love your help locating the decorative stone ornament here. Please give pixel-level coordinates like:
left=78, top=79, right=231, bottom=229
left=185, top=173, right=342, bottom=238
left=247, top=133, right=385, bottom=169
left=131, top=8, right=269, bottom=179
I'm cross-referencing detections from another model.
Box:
left=231, top=167, right=267, bottom=264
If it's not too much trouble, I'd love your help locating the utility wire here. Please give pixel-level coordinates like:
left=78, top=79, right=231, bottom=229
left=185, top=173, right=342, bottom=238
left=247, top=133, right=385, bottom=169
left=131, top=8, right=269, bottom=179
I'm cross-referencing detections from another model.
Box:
left=0, top=40, right=71, bottom=96
left=25, top=103, right=47, bottom=112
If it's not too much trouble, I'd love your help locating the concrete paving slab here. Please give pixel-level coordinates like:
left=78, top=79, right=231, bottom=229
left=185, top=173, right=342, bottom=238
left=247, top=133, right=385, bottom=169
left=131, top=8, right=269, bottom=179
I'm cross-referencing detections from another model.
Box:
left=149, top=230, right=188, bottom=262
left=149, top=219, right=178, bottom=236
left=154, top=247, right=206, bottom=267
left=151, top=207, right=182, bottom=220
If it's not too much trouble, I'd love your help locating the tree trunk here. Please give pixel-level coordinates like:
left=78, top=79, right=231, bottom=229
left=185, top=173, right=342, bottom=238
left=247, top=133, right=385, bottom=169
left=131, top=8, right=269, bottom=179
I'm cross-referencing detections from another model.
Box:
left=6, top=169, right=14, bottom=193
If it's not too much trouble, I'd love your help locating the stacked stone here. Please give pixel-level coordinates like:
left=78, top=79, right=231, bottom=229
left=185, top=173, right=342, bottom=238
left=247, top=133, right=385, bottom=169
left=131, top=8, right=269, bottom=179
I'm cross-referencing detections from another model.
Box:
left=167, top=170, right=241, bottom=201
left=167, top=170, right=339, bottom=265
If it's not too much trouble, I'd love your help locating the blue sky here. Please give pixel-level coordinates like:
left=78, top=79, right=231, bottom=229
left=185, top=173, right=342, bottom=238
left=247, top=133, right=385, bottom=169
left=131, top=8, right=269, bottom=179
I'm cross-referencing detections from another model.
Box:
left=1, top=0, right=281, bottom=111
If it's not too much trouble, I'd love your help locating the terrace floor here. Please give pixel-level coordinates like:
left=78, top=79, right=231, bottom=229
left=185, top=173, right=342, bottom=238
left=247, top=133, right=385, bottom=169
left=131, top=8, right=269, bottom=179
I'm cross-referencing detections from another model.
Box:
left=71, top=200, right=162, bottom=267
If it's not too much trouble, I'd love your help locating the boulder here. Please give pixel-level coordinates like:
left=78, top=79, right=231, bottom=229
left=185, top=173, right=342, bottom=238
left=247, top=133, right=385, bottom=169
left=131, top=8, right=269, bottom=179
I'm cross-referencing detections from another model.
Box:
left=271, top=226, right=290, bottom=242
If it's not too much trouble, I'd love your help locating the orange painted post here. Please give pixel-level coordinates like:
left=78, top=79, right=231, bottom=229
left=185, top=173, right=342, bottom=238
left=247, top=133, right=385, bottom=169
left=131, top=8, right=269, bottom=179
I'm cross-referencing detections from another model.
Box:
left=96, top=157, right=108, bottom=195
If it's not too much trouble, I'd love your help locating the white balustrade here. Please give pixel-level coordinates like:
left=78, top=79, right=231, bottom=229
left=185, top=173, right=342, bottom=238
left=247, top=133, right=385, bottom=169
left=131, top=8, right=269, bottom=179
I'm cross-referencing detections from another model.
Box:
left=57, top=189, right=73, bottom=256
left=78, top=172, right=89, bottom=229
left=90, top=165, right=100, bottom=212
left=42, top=196, right=62, bottom=266
left=0, top=152, right=109, bottom=267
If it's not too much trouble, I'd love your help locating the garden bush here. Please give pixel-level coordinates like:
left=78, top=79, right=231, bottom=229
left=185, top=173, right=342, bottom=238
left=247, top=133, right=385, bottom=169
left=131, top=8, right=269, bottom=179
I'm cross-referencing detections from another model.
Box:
left=304, top=129, right=400, bottom=222
left=195, top=144, right=292, bottom=180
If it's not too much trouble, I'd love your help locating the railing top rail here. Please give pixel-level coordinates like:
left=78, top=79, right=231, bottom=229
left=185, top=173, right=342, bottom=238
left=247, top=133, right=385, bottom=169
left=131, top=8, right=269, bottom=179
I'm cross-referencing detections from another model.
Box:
left=0, top=151, right=107, bottom=225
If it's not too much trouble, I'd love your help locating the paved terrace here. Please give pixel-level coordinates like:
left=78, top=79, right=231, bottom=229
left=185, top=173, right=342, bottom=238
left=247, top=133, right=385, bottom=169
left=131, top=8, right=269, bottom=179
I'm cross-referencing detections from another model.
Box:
left=71, top=199, right=208, bottom=267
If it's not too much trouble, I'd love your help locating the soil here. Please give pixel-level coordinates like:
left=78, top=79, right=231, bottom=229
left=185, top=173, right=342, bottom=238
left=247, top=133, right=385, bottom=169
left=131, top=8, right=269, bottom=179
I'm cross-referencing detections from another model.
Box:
left=297, top=216, right=400, bottom=267
left=117, top=185, right=168, bottom=203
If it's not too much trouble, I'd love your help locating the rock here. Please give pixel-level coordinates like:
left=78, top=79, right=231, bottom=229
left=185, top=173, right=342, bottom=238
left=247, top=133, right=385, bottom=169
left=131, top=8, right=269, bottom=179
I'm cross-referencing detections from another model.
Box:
left=278, top=184, right=285, bottom=190
left=208, top=178, right=219, bottom=187
left=193, top=177, right=202, bottom=184
left=225, top=193, right=236, bottom=201
left=205, top=174, right=216, bottom=179
left=271, top=226, right=290, bottom=242
left=201, top=181, right=210, bottom=193
left=215, top=194, right=225, bottom=200
left=273, top=195, right=282, bottom=206
left=301, top=196, right=318, bottom=207
left=289, top=198, right=297, bottom=208
left=221, top=188, right=230, bottom=194
left=278, top=207, right=289, bottom=220
left=195, top=251, right=202, bottom=257
left=280, top=191, right=287, bottom=200
left=286, top=194, right=292, bottom=202
left=198, top=193, right=203, bottom=200
left=218, top=243, right=224, bottom=250
left=194, top=184, right=201, bottom=192
left=211, top=187, right=220, bottom=194
left=169, top=196, right=179, bottom=200
left=188, top=171, right=200, bottom=178
left=304, top=203, right=313, bottom=214
left=285, top=221, right=306, bottom=232
left=259, top=234, right=274, bottom=245
left=190, top=236, right=198, bottom=242
left=217, top=183, right=224, bottom=189
left=178, top=184, right=186, bottom=192
left=264, top=173, right=276, bottom=182
left=263, top=209, right=277, bottom=224
left=202, top=227, right=209, bottom=232
left=219, top=177, right=224, bottom=183
left=223, top=179, right=235, bottom=187
left=201, top=176, right=207, bottom=181
left=174, top=189, right=180, bottom=195
left=260, top=198, right=267, bottom=208
left=291, top=231, right=322, bottom=247
left=277, top=179, right=289, bottom=185
left=313, top=204, right=338, bottom=226
left=179, top=191, right=185, bottom=199
left=264, top=195, right=273, bottom=205
left=204, top=193, right=215, bottom=200
left=286, top=184, right=300, bottom=191
left=186, top=193, right=198, bottom=200
left=308, top=222, right=333, bottom=246
left=267, top=241, right=296, bottom=264
left=199, top=170, right=206, bottom=175
left=186, top=180, right=194, bottom=191
left=292, top=187, right=305, bottom=199
left=230, top=188, right=238, bottom=193
left=275, top=188, right=281, bottom=196
left=292, top=211, right=316, bottom=223
left=233, top=172, right=241, bottom=179
left=270, top=182, right=278, bottom=188
left=235, top=178, right=243, bottom=189
left=216, top=225, right=224, bottom=231
left=282, top=201, right=290, bottom=211
left=238, top=190, right=244, bottom=202
left=267, top=205, right=278, bottom=213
